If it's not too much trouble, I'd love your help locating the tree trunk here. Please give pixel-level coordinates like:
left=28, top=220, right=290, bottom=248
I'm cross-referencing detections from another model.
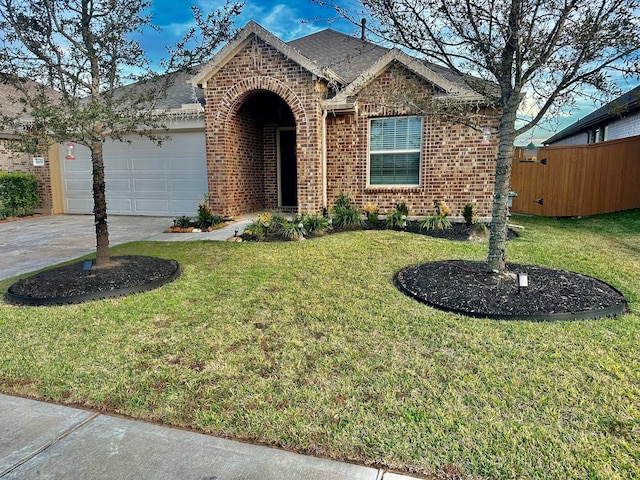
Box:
left=486, top=102, right=518, bottom=273
left=91, top=139, right=110, bottom=265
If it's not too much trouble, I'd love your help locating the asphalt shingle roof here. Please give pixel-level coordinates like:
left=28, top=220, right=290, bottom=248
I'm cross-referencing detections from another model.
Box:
left=288, top=29, right=389, bottom=84
left=544, top=85, right=640, bottom=144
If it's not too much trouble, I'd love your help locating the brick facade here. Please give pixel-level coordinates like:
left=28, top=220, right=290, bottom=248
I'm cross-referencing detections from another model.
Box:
left=203, top=36, right=323, bottom=217
left=0, top=139, right=52, bottom=212
left=202, top=36, right=499, bottom=218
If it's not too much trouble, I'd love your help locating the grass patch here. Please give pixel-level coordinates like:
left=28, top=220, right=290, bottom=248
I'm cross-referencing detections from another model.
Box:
left=1, top=211, right=639, bottom=479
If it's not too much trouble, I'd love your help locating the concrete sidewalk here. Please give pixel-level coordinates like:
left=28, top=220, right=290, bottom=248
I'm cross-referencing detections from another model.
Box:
left=0, top=215, right=252, bottom=281
left=0, top=393, right=416, bottom=480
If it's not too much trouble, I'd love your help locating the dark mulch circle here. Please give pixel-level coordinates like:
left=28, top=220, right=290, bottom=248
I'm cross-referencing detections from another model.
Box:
left=5, top=255, right=181, bottom=306
left=395, top=260, right=628, bottom=321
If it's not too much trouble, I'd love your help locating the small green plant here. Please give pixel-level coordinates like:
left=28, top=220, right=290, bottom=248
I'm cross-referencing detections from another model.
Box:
left=421, top=199, right=452, bottom=230
left=386, top=202, right=409, bottom=229
left=245, top=212, right=274, bottom=239
left=195, top=202, right=223, bottom=229
left=463, top=203, right=478, bottom=226
left=302, top=214, right=329, bottom=234
left=173, top=215, right=192, bottom=229
left=276, top=215, right=307, bottom=240
left=363, top=202, right=379, bottom=226
left=331, top=192, right=362, bottom=228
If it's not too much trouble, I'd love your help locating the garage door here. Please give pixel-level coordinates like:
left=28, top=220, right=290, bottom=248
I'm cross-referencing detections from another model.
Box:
left=60, top=132, right=207, bottom=216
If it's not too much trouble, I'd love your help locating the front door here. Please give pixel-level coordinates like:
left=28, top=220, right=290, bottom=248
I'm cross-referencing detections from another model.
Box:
left=278, top=128, right=297, bottom=209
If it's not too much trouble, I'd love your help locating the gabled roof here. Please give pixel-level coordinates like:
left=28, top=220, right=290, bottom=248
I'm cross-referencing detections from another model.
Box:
left=325, top=48, right=484, bottom=109
left=192, top=21, right=344, bottom=88
left=544, top=85, right=640, bottom=144
left=192, top=21, right=488, bottom=105
left=287, top=28, right=388, bottom=84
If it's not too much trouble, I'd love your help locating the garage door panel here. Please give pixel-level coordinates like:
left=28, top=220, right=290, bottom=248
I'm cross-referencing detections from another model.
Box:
left=107, top=198, right=133, bottom=212
left=107, top=158, right=131, bottom=173
left=135, top=199, right=170, bottom=213
left=132, top=157, right=167, bottom=171
left=66, top=198, right=93, bottom=211
left=60, top=129, right=207, bottom=216
left=172, top=179, right=206, bottom=192
left=65, top=178, right=92, bottom=191
left=134, top=179, right=168, bottom=192
left=106, top=179, right=132, bottom=191
left=172, top=199, right=203, bottom=212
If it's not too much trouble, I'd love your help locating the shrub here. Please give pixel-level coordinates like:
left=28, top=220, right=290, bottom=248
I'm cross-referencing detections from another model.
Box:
left=386, top=202, right=409, bottom=230
left=245, top=212, right=275, bottom=239
left=0, top=171, right=40, bottom=218
left=173, top=215, right=192, bottom=229
left=275, top=215, right=306, bottom=240
left=302, top=214, right=329, bottom=234
left=196, top=202, right=223, bottom=229
left=421, top=199, right=452, bottom=231
left=331, top=192, right=362, bottom=228
left=363, top=202, right=379, bottom=226
left=463, top=203, right=478, bottom=226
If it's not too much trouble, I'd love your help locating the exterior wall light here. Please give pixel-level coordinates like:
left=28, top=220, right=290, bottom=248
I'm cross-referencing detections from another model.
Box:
left=482, top=127, right=492, bottom=145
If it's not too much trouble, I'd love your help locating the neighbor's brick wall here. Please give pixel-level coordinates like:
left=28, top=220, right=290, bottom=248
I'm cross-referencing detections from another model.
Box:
left=202, top=36, right=324, bottom=217
left=326, top=65, right=499, bottom=218
left=0, top=138, right=52, bottom=212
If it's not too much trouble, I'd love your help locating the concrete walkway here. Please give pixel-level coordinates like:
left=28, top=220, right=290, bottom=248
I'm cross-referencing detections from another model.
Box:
left=0, top=215, right=421, bottom=480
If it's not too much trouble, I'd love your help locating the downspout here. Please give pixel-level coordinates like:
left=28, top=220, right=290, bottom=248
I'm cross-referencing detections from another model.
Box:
left=322, top=108, right=328, bottom=209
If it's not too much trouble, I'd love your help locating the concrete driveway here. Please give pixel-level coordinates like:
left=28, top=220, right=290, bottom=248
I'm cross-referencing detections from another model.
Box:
left=0, top=214, right=250, bottom=282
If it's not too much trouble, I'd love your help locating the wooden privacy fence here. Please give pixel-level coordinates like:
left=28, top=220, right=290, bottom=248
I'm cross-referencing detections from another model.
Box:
left=510, top=135, right=640, bottom=217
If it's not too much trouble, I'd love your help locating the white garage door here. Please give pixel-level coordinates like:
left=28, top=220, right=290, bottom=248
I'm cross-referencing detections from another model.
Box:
left=60, top=132, right=207, bottom=216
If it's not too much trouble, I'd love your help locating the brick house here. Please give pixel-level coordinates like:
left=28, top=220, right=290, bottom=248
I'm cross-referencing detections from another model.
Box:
left=2, top=21, right=500, bottom=219
left=0, top=82, right=57, bottom=213
left=192, top=21, right=500, bottom=218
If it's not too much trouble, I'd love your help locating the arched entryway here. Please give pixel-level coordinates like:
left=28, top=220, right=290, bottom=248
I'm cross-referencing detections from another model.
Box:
left=223, top=89, right=297, bottom=215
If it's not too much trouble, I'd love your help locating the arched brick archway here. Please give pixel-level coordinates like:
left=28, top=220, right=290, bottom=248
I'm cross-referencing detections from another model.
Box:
left=207, top=76, right=320, bottom=217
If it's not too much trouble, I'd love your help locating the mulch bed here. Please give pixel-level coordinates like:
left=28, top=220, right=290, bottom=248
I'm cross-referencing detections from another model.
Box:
left=5, top=256, right=181, bottom=306
left=395, top=260, right=628, bottom=321
left=240, top=221, right=517, bottom=242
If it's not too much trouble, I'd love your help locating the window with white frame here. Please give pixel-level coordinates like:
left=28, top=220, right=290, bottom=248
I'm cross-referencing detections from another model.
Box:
left=369, top=116, right=422, bottom=186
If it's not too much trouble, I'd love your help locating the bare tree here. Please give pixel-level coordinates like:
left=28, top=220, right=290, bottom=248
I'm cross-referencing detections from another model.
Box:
left=0, top=0, right=242, bottom=265
left=323, top=0, right=640, bottom=273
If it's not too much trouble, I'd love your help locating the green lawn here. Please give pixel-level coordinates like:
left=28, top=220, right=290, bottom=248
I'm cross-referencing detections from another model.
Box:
left=1, top=211, right=639, bottom=479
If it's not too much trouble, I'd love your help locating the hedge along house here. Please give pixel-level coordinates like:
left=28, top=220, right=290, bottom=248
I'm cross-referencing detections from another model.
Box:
left=0, top=80, right=60, bottom=214
left=192, top=21, right=500, bottom=218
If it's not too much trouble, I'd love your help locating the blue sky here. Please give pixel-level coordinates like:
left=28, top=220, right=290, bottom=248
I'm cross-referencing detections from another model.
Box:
left=140, top=0, right=638, bottom=145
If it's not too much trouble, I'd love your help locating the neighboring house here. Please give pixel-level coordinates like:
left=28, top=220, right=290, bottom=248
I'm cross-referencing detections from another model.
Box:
left=192, top=21, right=500, bottom=218
left=0, top=79, right=57, bottom=213
left=544, top=85, right=640, bottom=146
